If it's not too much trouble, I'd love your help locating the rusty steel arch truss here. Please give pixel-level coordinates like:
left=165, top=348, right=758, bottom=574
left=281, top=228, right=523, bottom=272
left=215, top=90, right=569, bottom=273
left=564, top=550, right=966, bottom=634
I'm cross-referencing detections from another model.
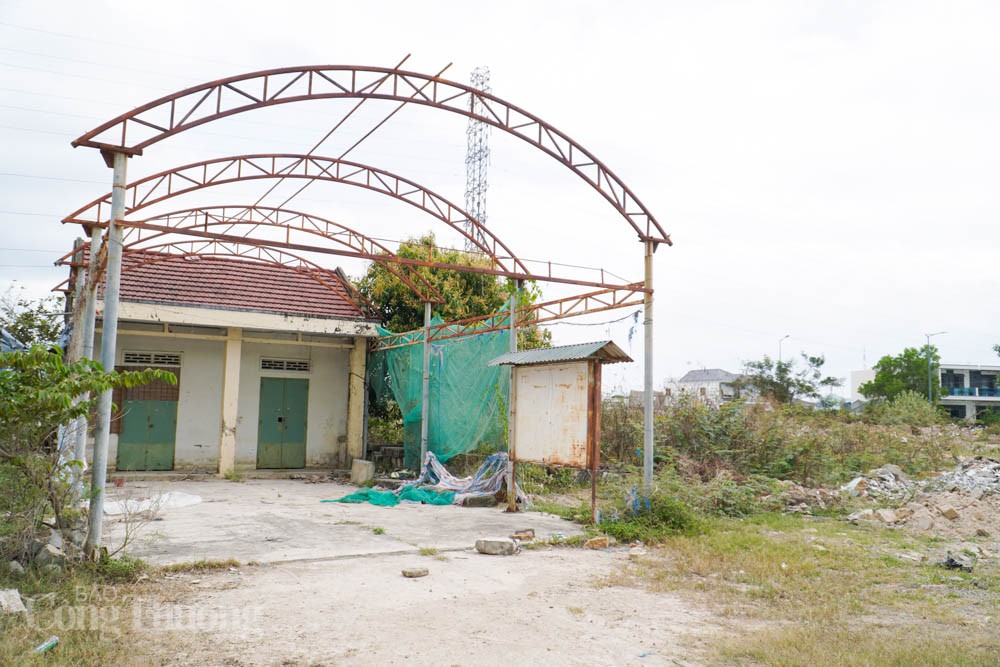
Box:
left=114, top=205, right=445, bottom=303
left=71, top=65, right=670, bottom=245
left=63, top=154, right=527, bottom=274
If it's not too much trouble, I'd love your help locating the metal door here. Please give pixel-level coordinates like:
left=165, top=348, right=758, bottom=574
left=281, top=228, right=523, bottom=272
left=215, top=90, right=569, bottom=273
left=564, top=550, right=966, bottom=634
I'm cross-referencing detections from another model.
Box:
left=257, top=377, right=308, bottom=469
left=116, top=399, right=177, bottom=471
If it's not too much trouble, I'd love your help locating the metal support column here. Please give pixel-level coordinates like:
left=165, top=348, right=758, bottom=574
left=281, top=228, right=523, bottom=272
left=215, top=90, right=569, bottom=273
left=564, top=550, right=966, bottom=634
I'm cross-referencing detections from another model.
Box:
left=643, top=241, right=654, bottom=492
left=84, top=151, right=127, bottom=558
left=71, top=225, right=104, bottom=496
left=419, top=301, right=432, bottom=472
left=505, top=281, right=520, bottom=512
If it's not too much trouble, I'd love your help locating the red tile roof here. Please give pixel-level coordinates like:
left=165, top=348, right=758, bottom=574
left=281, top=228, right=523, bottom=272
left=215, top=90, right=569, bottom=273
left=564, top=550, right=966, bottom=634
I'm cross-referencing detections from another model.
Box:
left=99, top=252, right=367, bottom=320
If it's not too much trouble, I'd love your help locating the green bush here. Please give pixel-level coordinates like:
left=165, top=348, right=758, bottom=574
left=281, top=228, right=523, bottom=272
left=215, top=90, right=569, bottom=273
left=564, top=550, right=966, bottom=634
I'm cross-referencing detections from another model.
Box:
left=600, top=491, right=702, bottom=543
left=870, top=390, right=945, bottom=427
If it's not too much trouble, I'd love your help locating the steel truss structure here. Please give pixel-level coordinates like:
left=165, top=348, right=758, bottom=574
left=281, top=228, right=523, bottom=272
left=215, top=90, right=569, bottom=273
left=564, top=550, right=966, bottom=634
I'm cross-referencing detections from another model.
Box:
left=63, top=63, right=667, bottom=548
left=71, top=65, right=671, bottom=246
left=372, top=282, right=645, bottom=351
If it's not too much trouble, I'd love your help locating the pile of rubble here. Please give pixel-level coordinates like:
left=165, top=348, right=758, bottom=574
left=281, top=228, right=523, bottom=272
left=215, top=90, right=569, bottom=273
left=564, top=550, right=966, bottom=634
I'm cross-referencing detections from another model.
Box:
left=843, top=457, right=1000, bottom=542
left=841, top=464, right=918, bottom=502
left=928, top=456, right=1000, bottom=493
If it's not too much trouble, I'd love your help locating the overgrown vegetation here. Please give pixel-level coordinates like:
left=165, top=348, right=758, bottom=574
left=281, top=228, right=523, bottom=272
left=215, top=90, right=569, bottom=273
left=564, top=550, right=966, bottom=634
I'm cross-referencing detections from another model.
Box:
left=0, top=345, right=173, bottom=562
left=0, top=286, right=63, bottom=347
left=615, top=514, right=1000, bottom=666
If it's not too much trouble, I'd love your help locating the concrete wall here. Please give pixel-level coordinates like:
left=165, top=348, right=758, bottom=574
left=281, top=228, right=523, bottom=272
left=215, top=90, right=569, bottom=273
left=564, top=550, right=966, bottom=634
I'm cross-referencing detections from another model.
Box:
left=94, top=332, right=225, bottom=472
left=234, top=341, right=351, bottom=470
left=93, top=331, right=353, bottom=471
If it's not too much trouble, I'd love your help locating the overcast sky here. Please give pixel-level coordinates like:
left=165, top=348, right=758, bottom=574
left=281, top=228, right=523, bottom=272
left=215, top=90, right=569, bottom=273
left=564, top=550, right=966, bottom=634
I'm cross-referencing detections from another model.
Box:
left=1, top=1, right=997, bottom=394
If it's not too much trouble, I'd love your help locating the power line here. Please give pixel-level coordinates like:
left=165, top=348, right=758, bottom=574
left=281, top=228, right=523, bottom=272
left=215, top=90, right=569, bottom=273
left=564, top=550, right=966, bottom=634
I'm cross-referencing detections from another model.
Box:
left=0, top=172, right=106, bottom=185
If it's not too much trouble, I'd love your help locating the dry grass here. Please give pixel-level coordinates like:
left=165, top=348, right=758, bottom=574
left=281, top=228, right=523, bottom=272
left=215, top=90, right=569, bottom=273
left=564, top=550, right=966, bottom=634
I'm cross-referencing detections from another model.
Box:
left=0, top=563, right=161, bottom=666
left=610, top=513, right=1000, bottom=665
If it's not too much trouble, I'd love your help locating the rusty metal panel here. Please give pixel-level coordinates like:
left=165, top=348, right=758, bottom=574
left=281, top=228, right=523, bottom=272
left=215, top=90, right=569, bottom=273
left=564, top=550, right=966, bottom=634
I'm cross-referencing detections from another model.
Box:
left=511, top=361, right=590, bottom=467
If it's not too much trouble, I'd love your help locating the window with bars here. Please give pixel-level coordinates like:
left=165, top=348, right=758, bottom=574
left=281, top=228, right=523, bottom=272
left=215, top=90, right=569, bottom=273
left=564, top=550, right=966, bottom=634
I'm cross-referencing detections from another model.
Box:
left=260, top=358, right=310, bottom=372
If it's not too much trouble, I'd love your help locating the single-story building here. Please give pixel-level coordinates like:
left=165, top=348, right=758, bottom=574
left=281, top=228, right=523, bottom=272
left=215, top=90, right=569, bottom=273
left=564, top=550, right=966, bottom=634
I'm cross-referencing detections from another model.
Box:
left=88, top=251, right=378, bottom=473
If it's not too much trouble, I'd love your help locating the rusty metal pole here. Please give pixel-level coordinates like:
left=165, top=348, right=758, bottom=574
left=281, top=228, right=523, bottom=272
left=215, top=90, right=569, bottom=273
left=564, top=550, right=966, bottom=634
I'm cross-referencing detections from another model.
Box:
left=85, top=151, right=127, bottom=557
left=643, top=241, right=654, bottom=492
left=506, top=281, right=520, bottom=512
left=419, top=301, right=431, bottom=473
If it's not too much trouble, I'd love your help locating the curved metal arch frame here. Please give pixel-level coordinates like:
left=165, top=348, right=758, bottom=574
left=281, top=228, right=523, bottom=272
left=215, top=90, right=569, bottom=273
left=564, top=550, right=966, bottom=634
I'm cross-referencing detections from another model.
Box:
left=117, top=205, right=445, bottom=303
left=62, top=154, right=527, bottom=274
left=70, top=65, right=670, bottom=245
left=117, top=240, right=377, bottom=317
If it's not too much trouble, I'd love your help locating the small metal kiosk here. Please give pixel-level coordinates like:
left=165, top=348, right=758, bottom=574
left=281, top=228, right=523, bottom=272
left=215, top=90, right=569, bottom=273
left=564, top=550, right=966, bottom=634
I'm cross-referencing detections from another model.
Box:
left=488, top=340, right=633, bottom=521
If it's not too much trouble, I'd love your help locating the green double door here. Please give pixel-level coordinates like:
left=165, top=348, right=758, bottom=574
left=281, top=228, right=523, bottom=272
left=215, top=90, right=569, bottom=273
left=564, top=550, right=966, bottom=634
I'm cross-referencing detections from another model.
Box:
left=257, top=377, right=309, bottom=469
left=117, top=400, right=178, bottom=471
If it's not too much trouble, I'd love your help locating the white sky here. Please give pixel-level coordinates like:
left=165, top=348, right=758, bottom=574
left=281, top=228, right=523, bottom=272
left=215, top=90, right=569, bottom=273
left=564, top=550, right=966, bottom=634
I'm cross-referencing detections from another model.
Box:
left=0, top=1, right=997, bottom=394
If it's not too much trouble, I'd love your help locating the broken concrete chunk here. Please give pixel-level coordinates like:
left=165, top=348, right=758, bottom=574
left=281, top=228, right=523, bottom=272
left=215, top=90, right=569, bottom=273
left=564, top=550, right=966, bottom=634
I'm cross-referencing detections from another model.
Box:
left=402, top=567, right=429, bottom=578
left=7, top=561, right=24, bottom=576
left=910, top=516, right=934, bottom=531
left=510, top=529, right=535, bottom=541
left=350, top=459, right=375, bottom=485
left=461, top=494, right=498, bottom=508
left=938, top=505, right=960, bottom=520
left=475, top=537, right=519, bottom=555
left=874, top=509, right=898, bottom=524
left=584, top=536, right=610, bottom=550
left=34, top=544, right=65, bottom=567
left=976, top=528, right=991, bottom=538
left=0, top=589, right=26, bottom=614
left=848, top=509, right=874, bottom=522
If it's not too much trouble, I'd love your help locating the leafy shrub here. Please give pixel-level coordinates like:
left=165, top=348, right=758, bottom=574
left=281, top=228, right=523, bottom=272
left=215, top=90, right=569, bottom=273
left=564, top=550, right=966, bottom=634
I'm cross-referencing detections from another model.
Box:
left=870, top=390, right=945, bottom=427
left=600, top=491, right=702, bottom=543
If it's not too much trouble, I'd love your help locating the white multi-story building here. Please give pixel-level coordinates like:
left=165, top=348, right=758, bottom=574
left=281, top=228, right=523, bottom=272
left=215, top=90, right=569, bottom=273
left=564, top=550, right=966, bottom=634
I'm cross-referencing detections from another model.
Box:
left=850, top=363, right=1000, bottom=421
left=938, top=363, right=1000, bottom=421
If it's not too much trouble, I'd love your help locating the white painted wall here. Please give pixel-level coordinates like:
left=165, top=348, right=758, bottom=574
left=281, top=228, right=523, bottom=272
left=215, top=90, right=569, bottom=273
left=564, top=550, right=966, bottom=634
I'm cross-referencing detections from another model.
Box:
left=234, top=341, right=351, bottom=470
left=94, top=332, right=225, bottom=471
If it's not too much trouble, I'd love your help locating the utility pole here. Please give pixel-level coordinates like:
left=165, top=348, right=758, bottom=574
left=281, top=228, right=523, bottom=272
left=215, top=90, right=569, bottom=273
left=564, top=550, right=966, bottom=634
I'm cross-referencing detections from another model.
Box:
left=778, top=334, right=790, bottom=364
left=925, top=331, right=946, bottom=404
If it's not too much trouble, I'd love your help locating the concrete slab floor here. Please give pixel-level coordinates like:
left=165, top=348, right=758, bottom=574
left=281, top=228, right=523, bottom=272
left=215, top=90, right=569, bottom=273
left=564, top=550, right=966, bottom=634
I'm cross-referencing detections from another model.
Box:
left=102, top=479, right=583, bottom=566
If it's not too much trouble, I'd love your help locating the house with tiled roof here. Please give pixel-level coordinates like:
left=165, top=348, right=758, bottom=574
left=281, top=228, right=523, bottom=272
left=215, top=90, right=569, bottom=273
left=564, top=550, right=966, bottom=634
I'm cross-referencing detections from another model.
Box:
left=672, top=368, right=743, bottom=404
left=86, top=251, right=379, bottom=473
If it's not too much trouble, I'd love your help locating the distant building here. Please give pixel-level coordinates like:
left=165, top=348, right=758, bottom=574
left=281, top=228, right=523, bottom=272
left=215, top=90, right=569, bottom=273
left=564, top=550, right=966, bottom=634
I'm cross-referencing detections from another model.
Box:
left=849, top=363, right=1000, bottom=422
left=672, top=368, right=742, bottom=404
left=939, top=363, right=1000, bottom=421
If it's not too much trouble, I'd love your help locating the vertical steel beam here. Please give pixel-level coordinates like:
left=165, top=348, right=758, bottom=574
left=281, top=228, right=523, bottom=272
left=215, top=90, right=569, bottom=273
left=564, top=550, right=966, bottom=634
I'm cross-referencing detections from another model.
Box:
left=506, top=281, right=520, bottom=512
left=84, top=151, right=127, bottom=557
left=643, top=241, right=654, bottom=491
left=419, top=301, right=432, bottom=472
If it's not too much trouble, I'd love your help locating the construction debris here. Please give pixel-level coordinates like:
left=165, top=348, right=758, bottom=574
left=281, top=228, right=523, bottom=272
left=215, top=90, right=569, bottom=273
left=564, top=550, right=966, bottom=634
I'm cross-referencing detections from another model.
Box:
left=402, top=567, right=429, bottom=578
left=0, top=589, right=26, bottom=614
left=475, top=538, right=519, bottom=556
left=584, top=536, right=610, bottom=550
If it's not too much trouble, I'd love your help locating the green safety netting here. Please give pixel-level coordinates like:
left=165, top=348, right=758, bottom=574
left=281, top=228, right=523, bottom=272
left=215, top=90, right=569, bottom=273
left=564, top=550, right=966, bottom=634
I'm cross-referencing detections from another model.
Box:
left=367, top=315, right=510, bottom=470
left=321, top=485, right=456, bottom=506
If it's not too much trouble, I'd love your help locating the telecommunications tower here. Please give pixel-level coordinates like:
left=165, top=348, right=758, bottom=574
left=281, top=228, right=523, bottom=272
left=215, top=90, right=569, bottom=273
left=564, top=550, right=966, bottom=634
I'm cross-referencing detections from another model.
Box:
left=464, top=67, right=491, bottom=251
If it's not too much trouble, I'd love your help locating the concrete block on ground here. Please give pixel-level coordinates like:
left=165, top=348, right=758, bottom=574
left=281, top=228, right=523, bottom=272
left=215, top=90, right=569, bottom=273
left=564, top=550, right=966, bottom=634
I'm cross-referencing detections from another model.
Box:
left=938, top=505, right=960, bottom=520
left=350, top=459, right=376, bottom=485
left=874, top=509, right=898, bottom=524
left=475, top=537, right=519, bottom=556
left=0, top=589, right=26, bottom=614
left=402, top=567, right=429, bottom=578
left=585, top=536, right=610, bottom=549
left=461, top=494, right=498, bottom=508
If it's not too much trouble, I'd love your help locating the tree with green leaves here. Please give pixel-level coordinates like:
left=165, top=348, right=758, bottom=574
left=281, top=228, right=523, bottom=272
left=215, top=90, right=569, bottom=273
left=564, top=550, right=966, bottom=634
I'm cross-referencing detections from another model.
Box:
left=0, top=346, right=174, bottom=561
left=858, top=345, right=940, bottom=402
left=354, top=233, right=550, bottom=348
left=1, top=285, right=64, bottom=347
left=740, top=353, right=842, bottom=404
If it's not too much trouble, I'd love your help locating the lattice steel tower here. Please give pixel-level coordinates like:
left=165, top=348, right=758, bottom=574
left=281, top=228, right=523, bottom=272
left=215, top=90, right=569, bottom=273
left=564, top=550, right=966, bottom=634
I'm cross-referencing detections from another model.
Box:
left=464, top=67, right=491, bottom=251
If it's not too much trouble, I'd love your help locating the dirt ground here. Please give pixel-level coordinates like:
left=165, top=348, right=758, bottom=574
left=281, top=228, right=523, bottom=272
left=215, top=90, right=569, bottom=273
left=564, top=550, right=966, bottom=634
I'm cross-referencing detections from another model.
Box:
left=105, top=480, right=721, bottom=666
